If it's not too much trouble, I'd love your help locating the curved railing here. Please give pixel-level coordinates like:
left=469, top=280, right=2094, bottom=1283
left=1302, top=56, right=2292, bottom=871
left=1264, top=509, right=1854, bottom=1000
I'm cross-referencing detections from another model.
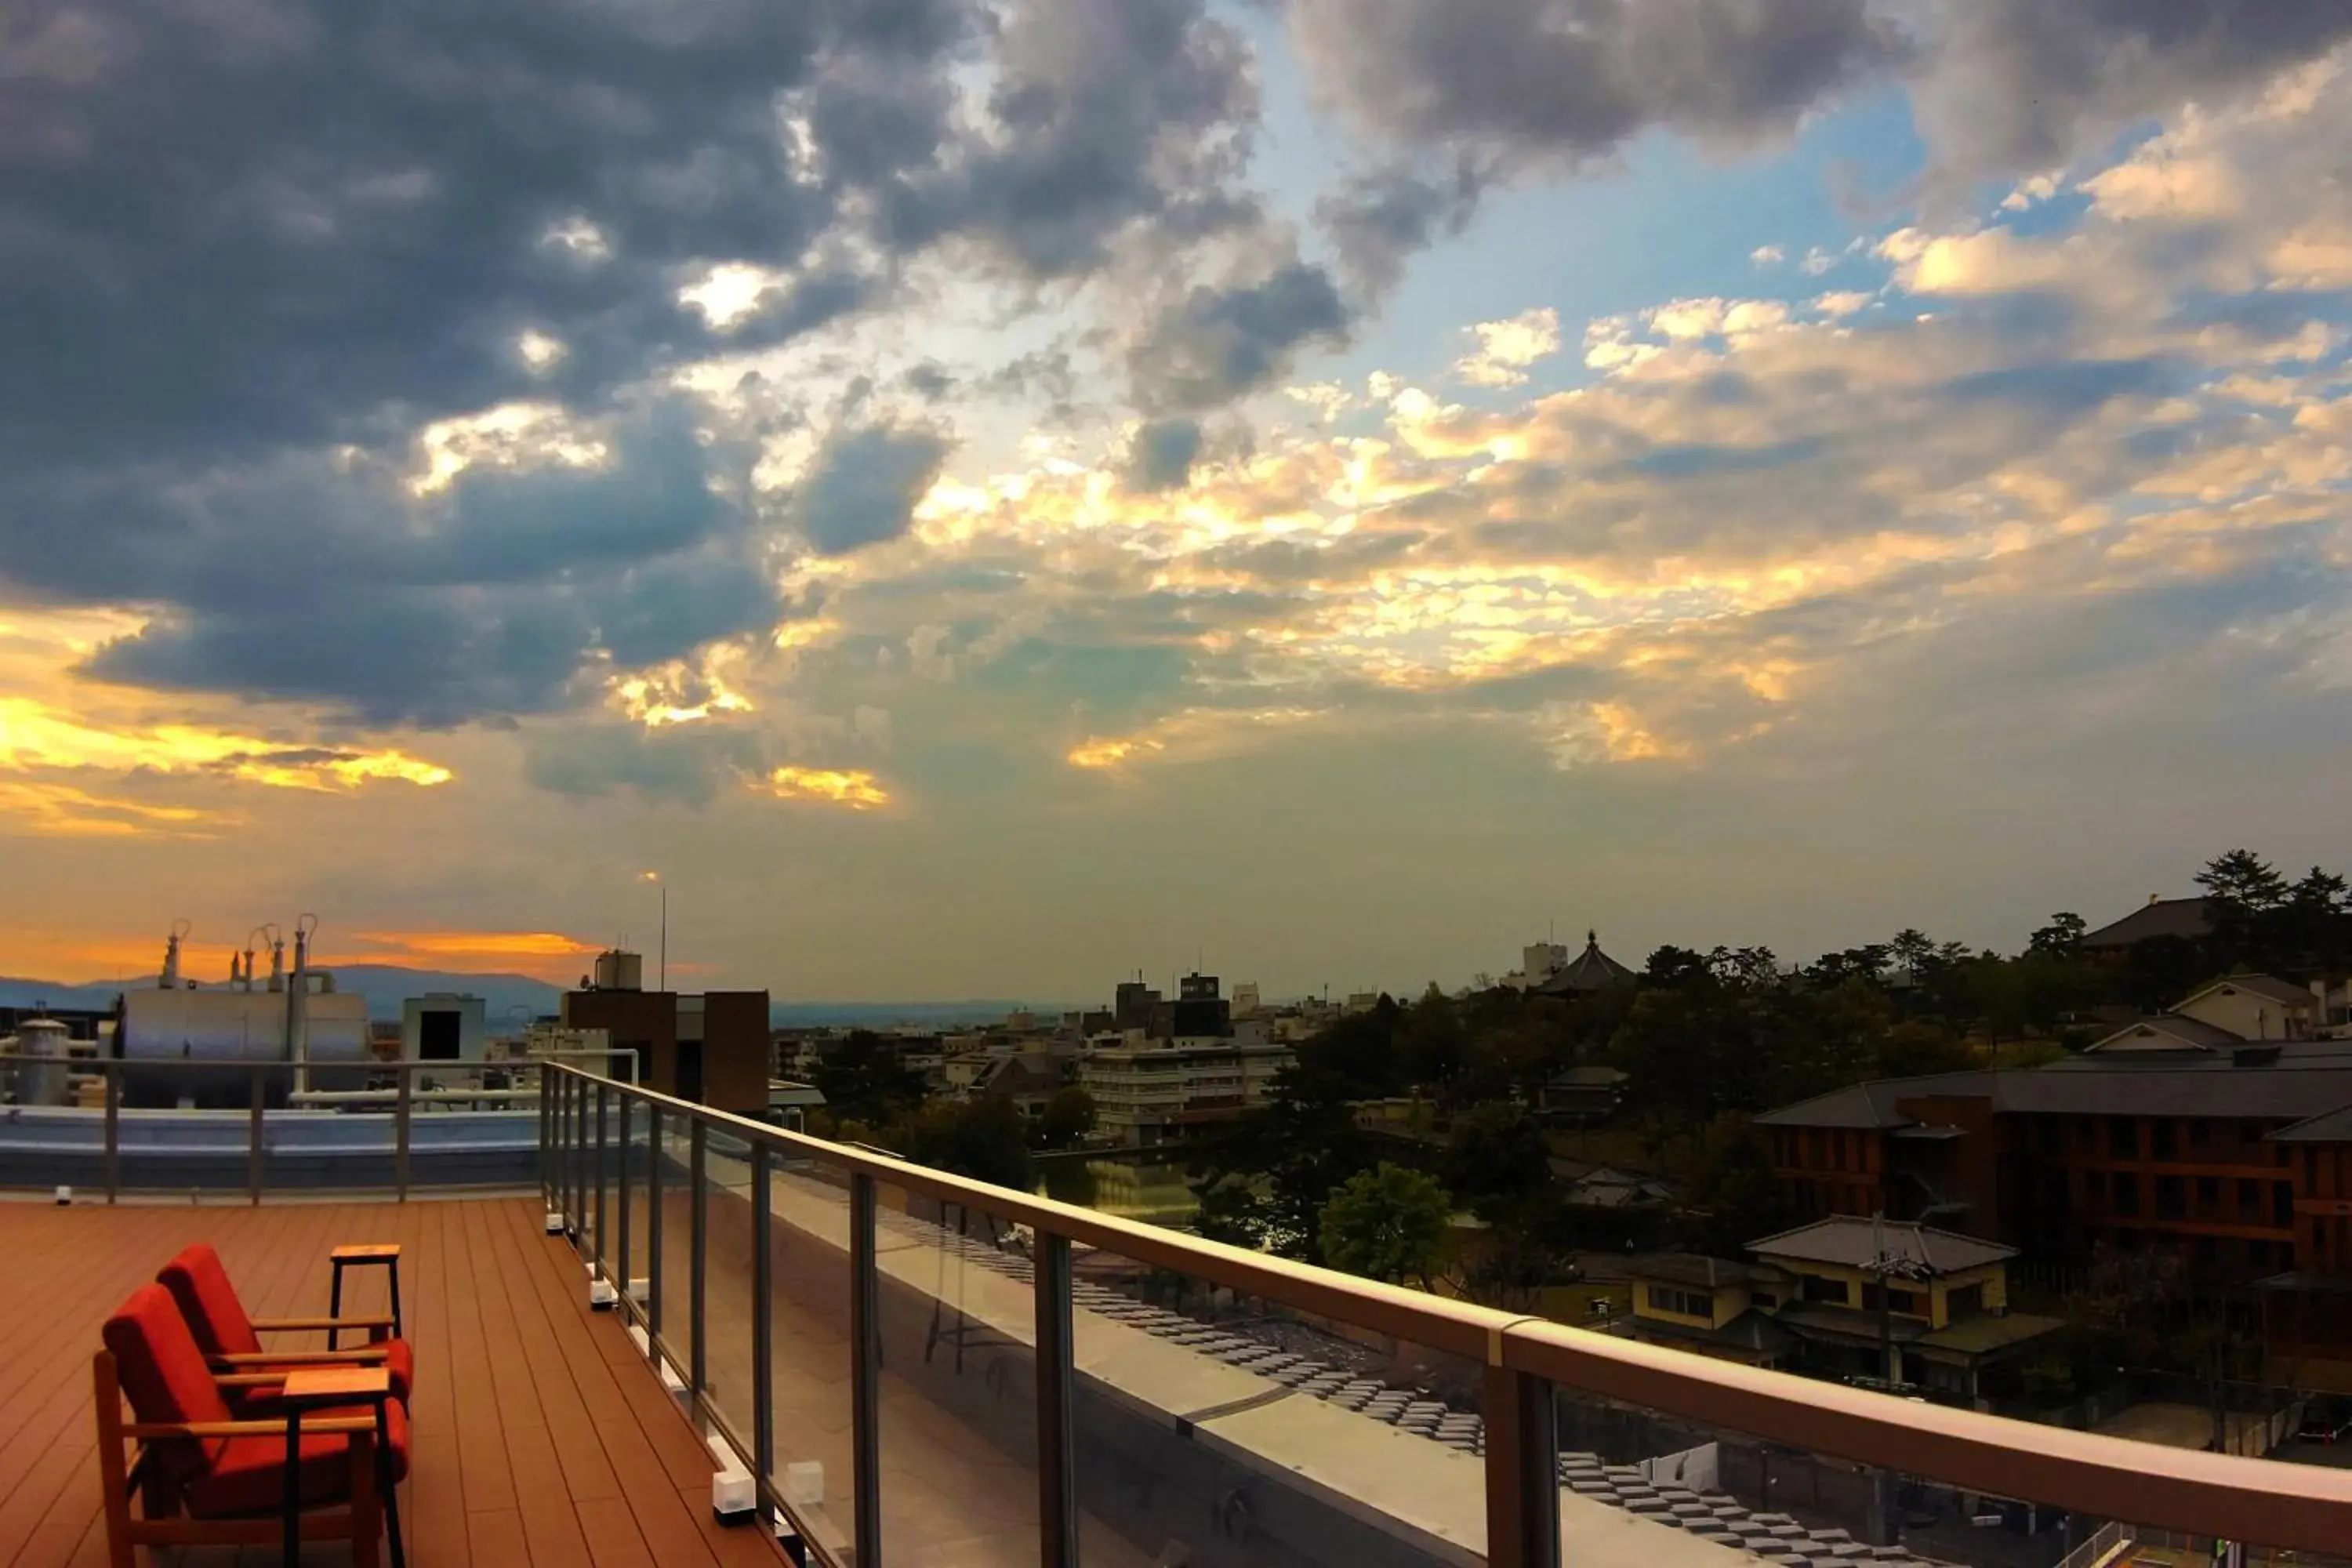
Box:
left=539, top=1062, right=2352, bottom=1568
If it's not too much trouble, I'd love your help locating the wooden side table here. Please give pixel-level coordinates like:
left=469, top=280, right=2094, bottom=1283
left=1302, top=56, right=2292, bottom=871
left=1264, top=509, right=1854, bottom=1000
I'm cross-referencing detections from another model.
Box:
left=328, top=1243, right=401, bottom=1349
left=278, top=1364, right=404, bottom=1568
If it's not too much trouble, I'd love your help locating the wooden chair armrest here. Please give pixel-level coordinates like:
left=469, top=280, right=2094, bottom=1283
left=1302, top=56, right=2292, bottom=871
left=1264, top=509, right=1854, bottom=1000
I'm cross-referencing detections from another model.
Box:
left=125, top=1416, right=375, bottom=1439
left=213, top=1372, right=289, bottom=1388
left=251, top=1316, right=395, bottom=1332
left=210, top=1348, right=387, bottom=1367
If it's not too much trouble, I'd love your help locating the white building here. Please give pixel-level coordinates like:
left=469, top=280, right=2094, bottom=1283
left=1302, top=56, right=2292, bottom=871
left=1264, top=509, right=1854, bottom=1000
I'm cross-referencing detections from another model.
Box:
left=1079, top=1038, right=1295, bottom=1148
left=1231, top=982, right=1262, bottom=1018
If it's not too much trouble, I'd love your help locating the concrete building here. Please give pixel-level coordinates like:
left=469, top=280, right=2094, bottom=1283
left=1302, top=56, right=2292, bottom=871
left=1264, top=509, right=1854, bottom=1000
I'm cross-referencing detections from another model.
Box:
left=1628, top=1221, right=2063, bottom=1400
left=561, top=949, right=770, bottom=1116
left=1080, top=1037, right=1295, bottom=1148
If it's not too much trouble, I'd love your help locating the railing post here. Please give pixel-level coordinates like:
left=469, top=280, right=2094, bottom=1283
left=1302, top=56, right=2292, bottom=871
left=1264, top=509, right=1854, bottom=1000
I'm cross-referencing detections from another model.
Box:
left=103, top=1065, right=120, bottom=1205
left=593, top=1080, right=610, bottom=1276
left=394, top=1066, right=412, bottom=1203
left=752, top=1143, right=774, bottom=1501
left=574, top=1071, right=590, bottom=1247
left=689, top=1117, right=708, bottom=1399
left=1483, top=1359, right=1559, bottom=1568
left=850, top=1172, right=881, bottom=1565
left=615, top=1094, right=633, bottom=1314
left=248, top=1065, right=266, bottom=1205
left=1034, top=1230, right=1078, bottom=1568
left=538, top=1065, right=551, bottom=1211
left=648, top=1105, right=665, bottom=1345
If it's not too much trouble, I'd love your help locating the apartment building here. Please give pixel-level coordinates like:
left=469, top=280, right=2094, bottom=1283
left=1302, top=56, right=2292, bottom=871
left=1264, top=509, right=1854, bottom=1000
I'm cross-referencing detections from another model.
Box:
left=1079, top=1036, right=1295, bottom=1147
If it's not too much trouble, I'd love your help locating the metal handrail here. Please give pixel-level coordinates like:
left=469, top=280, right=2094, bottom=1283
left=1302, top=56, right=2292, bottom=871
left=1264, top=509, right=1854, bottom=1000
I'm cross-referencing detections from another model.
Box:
left=541, top=1062, right=2352, bottom=1563
left=2, top=1048, right=638, bottom=1204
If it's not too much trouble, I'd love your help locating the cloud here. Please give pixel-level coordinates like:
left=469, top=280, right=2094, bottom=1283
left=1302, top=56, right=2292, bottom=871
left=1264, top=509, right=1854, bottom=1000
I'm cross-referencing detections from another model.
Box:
left=1454, top=308, right=1562, bottom=387
left=1128, top=262, right=1352, bottom=412
left=1751, top=245, right=1787, bottom=267
left=1283, top=1, right=2352, bottom=202
left=797, top=424, right=953, bottom=556
left=1124, top=418, right=1205, bottom=492
left=1907, top=3, right=2352, bottom=192
left=1286, top=0, right=1896, bottom=169
left=1314, top=159, right=1488, bottom=300
left=760, top=765, right=891, bottom=809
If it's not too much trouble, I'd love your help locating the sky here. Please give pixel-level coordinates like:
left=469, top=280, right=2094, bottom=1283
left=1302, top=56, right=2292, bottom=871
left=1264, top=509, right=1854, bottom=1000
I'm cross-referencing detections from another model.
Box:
left=4, top=1, right=2351, bottom=1001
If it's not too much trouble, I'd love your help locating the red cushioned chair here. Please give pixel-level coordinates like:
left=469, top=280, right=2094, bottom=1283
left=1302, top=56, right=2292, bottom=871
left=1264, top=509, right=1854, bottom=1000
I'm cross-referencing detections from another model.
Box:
left=160, top=1243, right=414, bottom=1406
left=96, top=1283, right=405, bottom=1568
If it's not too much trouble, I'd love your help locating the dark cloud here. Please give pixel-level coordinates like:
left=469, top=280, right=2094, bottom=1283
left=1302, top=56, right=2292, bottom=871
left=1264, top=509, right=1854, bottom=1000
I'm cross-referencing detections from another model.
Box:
left=797, top=425, right=953, bottom=556
left=1127, top=263, right=1350, bottom=412
left=1123, top=418, right=1203, bottom=492
left=520, top=720, right=765, bottom=805
left=0, top=0, right=1301, bottom=729
left=1314, top=158, right=1488, bottom=300
left=1287, top=0, right=2352, bottom=203
left=53, top=401, right=784, bottom=726
left=0, top=0, right=979, bottom=474
left=1287, top=0, right=1895, bottom=168
left=1909, top=2, right=2352, bottom=187
left=871, top=0, right=1264, bottom=278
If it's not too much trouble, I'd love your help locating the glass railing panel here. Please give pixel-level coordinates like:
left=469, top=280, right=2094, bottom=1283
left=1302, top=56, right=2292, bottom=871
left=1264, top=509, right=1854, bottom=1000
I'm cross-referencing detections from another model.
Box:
left=869, top=1173, right=1043, bottom=1568
left=700, top=1125, right=759, bottom=1450
left=764, top=1145, right=862, bottom=1561
left=655, top=1112, right=698, bottom=1383
left=1068, top=1240, right=1486, bottom=1566
left=1546, top=1365, right=2345, bottom=1568
left=618, top=1094, right=648, bottom=1308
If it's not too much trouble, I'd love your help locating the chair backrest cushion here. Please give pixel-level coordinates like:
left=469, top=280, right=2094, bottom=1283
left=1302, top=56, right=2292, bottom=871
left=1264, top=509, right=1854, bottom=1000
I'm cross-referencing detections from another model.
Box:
left=158, top=1243, right=262, bottom=1358
left=103, top=1283, right=231, bottom=1485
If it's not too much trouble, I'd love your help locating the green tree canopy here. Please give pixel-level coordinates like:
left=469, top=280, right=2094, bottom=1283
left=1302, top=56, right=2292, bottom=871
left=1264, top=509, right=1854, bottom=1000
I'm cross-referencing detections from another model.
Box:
left=1319, top=1163, right=1452, bottom=1289
left=1036, top=1086, right=1097, bottom=1149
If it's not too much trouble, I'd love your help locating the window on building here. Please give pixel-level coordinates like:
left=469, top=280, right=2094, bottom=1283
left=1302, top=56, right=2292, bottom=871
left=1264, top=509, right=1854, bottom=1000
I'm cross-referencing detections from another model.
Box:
left=2150, top=1120, right=2176, bottom=1160
left=2240, top=1178, right=2261, bottom=1214
left=2085, top=1169, right=2107, bottom=1200
left=1810, top=1131, right=1828, bottom=1168
left=1646, top=1285, right=1711, bottom=1318
left=2307, top=1148, right=2321, bottom=1188
left=2114, top=1172, right=2140, bottom=1216
left=2156, top=1174, right=2184, bottom=1220
left=2043, top=1169, right=2067, bottom=1208
left=2250, top=1240, right=2273, bottom=1272
left=1803, top=1274, right=1850, bottom=1306
left=1946, top=1283, right=1984, bottom=1320
left=2198, top=1175, right=2220, bottom=1206
left=2190, top=1119, right=2211, bottom=1147
left=2276, top=1181, right=2296, bottom=1227
left=2037, top=1119, right=2062, bottom=1155
left=2107, top=1118, right=2140, bottom=1160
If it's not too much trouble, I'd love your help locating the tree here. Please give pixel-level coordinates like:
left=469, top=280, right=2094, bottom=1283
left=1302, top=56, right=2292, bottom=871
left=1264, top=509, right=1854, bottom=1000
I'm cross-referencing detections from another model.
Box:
left=810, top=1032, right=927, bottom=1127
left=1036, top=1087, right=1096, bottom=1149
left=2199, top=849, right=2292, bottom=967
left=2028, top=912, right=2087, bottom=957
left=1186, top=1064, right=1370, bottom=1261
left=1441, top=1102, right=1552, bottom=1223
left=891, top=1098, right=1035, bottom=1191
left=1319, top=1163, right=1452, bottom=1289
left=1671, top=1114, right=1788, bottom=1257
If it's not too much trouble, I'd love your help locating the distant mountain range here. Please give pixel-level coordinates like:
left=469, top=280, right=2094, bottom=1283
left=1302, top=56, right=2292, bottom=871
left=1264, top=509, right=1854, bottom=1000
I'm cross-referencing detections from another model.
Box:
left=0, top=968, right=1057, bottom=1029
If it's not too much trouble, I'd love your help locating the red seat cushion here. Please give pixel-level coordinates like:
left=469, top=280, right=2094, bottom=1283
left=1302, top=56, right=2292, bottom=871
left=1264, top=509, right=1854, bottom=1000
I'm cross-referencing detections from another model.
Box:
left=185, top=1398, right=410, bottom=1519
left=158, top=1244, right=263, bottom=1359
left=161, top=1242, right=412, bottom=1406
left=101, top=1283, right=234, bottom=1491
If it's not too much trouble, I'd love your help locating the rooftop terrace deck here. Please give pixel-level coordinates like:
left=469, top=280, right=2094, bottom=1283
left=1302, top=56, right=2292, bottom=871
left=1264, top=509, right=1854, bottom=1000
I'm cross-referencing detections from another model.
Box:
left=0, top=1196, right=783, bottom=1568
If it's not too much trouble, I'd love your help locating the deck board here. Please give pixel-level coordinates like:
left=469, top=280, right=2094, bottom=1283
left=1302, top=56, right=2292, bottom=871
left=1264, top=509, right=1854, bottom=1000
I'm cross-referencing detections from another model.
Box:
left=0, top=1196, right=785, bottom=1568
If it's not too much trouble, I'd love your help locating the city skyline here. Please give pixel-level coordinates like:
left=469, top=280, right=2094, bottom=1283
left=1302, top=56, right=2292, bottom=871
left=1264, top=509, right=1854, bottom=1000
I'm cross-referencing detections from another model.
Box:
left=4, top=5, right=2351, bottom=998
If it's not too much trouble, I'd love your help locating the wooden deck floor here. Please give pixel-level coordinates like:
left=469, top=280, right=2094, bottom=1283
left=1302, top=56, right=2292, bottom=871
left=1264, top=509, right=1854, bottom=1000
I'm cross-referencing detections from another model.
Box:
left=0, top=1196, right=785, bottom=1568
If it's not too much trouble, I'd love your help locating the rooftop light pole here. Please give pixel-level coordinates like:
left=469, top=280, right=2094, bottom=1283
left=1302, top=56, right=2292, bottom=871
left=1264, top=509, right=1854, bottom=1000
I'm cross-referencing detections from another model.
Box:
left=1865, top=1211, right=1934, bottom=1388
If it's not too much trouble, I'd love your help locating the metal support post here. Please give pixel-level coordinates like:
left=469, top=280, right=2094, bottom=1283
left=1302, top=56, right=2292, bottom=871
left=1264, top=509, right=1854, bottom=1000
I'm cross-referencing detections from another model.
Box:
left=248, top=1066, right=266, bottom=1205
left=648, top=1105, right=665, bottom=1343
left=103, top=1068, right=121, bottom=1205
left=851, top=1172, right=881, bottom=1564
left=1483, top=1362, right=1559, bottom=1568
left=753, top=1145, right=775, bottom=1496
left=394, top=1068, right=412, bottom=1202
left=690, top=1118, right=708, bottom=1398
left=1034, top=1231, right=1078, bottom=1568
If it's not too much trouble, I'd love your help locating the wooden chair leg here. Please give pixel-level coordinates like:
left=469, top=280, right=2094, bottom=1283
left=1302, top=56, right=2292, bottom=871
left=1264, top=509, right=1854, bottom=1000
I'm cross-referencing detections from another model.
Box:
left=91, top=1353, right=136, bottom=1568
